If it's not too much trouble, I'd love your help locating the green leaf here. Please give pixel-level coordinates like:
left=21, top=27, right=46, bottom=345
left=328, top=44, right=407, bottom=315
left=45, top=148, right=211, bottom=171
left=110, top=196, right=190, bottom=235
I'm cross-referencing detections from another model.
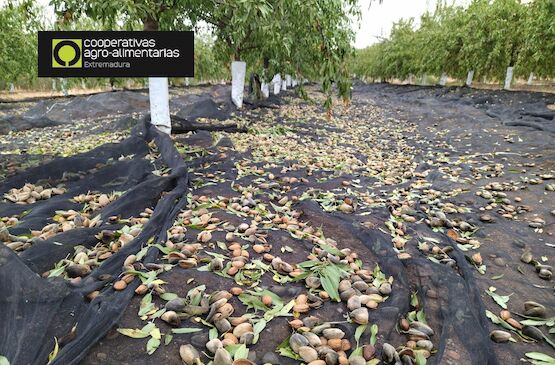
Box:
left=164, top=334, right=173, bottom=346
left=349, top=347, right=363, bottom=359
left=135, top=247, right=149, bottom=261
left=355, top=324, right=367, bottom=347
left=141, top=323, right=156, bottom=334
left=150, top=308, right=166, bottom=320
left=48, top=262, right=68, bottom=278
left=520, top=319, right=549, bottom=326
left=154, top=244, right=175, bottom=255
left=297, top=260, right=319, bottom=268
left=146, top=336, right=160, bottom=355
left=410, top=291, right=419, bottom=308
left=139, top=292, right=156, bottom=316
left=415, top=352, right=427, bottom=365
left=265, top=299, right=294, bottom=321
left=485, top=310, right=518, bottom=333
left=150, top=326, right=161, bottom=339
left=235, top=344, right=249, bottom=360
left=117, top=328, right=150, bottom=339
left=276, top=336, right=301, bottom=360
left=525, top=352, right=555, bottom=365
left=159, top=292, right=178, bottom=301
left=247, top=289, right=283, bottom=307
left=225, top=344, right=249, bottom=360
left=370, top=324, right=378, bottom=346
left=318, top=242, right=345, bottom=257
left=320, top=274, right=339, bottom=302
left=209, top=327, right=218, bottom=340
left=47, top=338, right=59, bottom=364
left=485, top=288, right=511, bottom=309
left=416, top=310, right=427, bottom=324
left=171, top=327, right=203, bottom=334
left=252, top=319, right=267, bottom=344
left=320, top=264, right=346, bottom=302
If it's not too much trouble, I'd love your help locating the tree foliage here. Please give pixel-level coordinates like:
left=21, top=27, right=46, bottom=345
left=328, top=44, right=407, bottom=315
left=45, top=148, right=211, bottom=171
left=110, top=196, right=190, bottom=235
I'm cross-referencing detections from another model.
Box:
left=2, top=0, right=360, bottom=110
left=517, top=0, right=555, bottom=78
left=49, top=0, right=359, bottom=108
left=352, top=0, right=555, bottom=82
left=0, top=0, right=43, bottom=88
left=194, top=35, right=229, bottom=82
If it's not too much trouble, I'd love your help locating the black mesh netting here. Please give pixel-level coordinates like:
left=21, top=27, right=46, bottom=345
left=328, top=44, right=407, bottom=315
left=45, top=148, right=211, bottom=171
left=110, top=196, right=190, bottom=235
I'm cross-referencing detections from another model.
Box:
left=1, top=84, right=553, bottom=365
left=1, top=118, right=192, bottom=365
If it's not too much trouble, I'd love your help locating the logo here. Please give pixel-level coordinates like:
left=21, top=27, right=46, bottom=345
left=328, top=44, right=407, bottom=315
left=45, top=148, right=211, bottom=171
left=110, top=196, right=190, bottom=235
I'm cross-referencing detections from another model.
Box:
left=39, top=31, right=193, bottom=77
left=52, top=39, right=82, bottom=68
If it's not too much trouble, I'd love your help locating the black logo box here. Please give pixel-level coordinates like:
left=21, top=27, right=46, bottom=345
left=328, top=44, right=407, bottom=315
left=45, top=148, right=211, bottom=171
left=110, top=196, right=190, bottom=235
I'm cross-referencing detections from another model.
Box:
left=39, top=31, right=194, bottom=77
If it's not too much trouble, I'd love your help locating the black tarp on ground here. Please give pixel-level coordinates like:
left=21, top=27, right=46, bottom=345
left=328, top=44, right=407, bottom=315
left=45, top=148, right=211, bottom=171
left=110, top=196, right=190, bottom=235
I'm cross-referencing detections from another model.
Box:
left=0, top=86, right=236, bottom=135
left=0, top=84, right=293, bottom=135
left=1, top=84, right=553, bottom=365
left=0, top=92, right=151, bottom=134
left=357, top=82, right=555, bottom=133
left=0, top=117, right=191, bottom=365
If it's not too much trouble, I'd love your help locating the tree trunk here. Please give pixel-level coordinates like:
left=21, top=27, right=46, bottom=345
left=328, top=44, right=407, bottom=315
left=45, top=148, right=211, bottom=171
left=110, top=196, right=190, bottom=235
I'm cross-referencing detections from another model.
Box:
left=527, top=72, right=534, bottom=85
left=261, top=82, right=269, bottom=98
left=272, top=74, right=281, bottom=95
left=466, top=70, right=474, bottom=87
left=143, top=17, right=159, bottom=31
left=143, top=17, right=171, bottom=134
left=261, top=57, right=270, bottom=99
left=504, top=67, right=514, bottom=90
left=231, top=61, right=246, bottom=108
left=438, top=72, right=447, bottom=86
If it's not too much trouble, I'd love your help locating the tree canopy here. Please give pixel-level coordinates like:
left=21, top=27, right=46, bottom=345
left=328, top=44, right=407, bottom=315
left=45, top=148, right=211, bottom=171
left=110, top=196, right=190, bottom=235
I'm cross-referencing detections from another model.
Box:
left=49, top=0, right=360, bottom=108
left=0, top=0, right=43, bottom=88
left=351, top=0, right=555, bottom=82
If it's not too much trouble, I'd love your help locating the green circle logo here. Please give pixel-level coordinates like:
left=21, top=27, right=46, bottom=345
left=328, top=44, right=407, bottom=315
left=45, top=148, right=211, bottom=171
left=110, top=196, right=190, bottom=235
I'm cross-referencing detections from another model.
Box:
left=52, top=39, right=82, bottom=68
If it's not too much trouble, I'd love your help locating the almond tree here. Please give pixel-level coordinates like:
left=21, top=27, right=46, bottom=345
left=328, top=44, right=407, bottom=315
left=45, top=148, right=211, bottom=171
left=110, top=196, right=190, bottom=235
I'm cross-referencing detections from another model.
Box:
left=0, top=0, right=43, bottom=90
left=50, top=0, right=201, bottom=134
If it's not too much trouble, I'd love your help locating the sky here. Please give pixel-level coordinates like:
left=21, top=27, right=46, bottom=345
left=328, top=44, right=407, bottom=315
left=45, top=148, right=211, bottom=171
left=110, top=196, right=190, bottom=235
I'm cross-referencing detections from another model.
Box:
left=353, top=0, right=470, bottom=49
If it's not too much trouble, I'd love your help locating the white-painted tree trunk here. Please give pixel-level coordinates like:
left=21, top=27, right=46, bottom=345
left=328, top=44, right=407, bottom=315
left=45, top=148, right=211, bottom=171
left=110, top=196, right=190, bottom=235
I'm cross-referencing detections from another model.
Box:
left=272, top=74, right=281, bottom=95
left=439, top=73, right=447, bottom=86
left=52, top=79, right=57, bottom=92
left=185, top=77, right=190, bottom=86
left=81, top=79, right=86, bottom=89
left=61, top=78, right=68, bottom=96
left=466, top=70, right=474, bottom=87
left=504, top=67, right=514, bottom=90
left=281, top=80, right=287, bottom=91
left=231, top=61, right=246, bottom=108
left=292, top=79, right=298, bottom=87
left=527, top=73, right=534, bottom=85
left=9, top=83, right=15, bottom=93
left=421, top=74, right=427, bottom=85
left=285, top=74, right=292, bottom=87
left=148, top=77, right=171, bottom=135
left=261, top=82, right=269, bottom=98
